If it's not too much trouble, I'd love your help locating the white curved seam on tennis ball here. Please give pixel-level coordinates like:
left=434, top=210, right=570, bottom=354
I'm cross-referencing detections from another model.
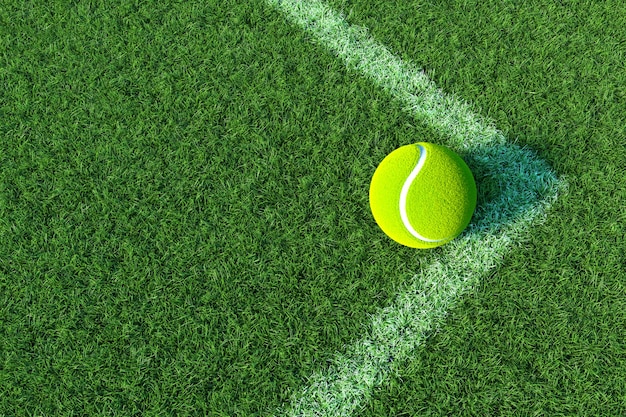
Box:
left=399, top=145, right=448, bottom=243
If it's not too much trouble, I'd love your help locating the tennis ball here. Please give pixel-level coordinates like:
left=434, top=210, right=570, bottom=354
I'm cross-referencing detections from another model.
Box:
left=369, top=142, right=477, bottom=249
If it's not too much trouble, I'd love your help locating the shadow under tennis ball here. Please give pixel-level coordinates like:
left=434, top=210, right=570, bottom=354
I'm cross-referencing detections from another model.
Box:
left=456, top=142, right=562, bottom=239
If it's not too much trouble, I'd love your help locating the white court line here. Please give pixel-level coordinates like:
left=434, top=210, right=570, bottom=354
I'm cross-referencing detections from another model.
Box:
left=264, top=0, right=568, bottom=415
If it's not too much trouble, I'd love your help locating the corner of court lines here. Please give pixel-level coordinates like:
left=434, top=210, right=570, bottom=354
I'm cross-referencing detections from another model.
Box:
left=264, top=0, right=570, bottom=415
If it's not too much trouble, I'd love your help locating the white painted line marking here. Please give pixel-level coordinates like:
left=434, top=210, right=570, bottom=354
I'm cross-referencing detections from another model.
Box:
left=264, top=0, right=568, bottom=415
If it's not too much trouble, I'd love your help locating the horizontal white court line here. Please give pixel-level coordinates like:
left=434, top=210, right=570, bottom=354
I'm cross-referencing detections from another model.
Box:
left=264, top=0, right=568, bottom=415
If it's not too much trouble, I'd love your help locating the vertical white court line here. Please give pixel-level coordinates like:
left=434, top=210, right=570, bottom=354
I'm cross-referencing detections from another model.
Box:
left=264, top=0, right=568, bottom=415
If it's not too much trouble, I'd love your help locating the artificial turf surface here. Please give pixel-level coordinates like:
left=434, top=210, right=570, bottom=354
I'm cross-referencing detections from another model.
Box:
left=1, top=0, right=625, bottom=415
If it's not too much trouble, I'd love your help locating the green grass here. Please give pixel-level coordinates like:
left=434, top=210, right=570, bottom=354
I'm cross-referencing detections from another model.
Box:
left=1, top=0, right=625, bottom=415
left=0, top=1, right=428, bottom=414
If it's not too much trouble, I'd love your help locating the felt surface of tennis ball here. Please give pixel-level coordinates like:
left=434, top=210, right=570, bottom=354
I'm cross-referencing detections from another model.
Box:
left=369, top=142, right=477, bottom=249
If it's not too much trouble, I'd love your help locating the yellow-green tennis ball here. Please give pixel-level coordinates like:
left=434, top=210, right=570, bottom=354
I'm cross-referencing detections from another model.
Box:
left=369, top=142, right=477, bottom=249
